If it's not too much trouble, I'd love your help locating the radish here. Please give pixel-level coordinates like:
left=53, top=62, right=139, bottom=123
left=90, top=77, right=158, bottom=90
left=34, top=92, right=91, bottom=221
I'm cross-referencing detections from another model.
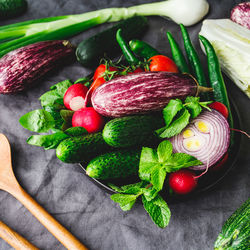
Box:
left=169, top=169, right=197, bottom=195
left=72, top=107, right=105, bottom=133
left=63, top=83, right=89, bottom=111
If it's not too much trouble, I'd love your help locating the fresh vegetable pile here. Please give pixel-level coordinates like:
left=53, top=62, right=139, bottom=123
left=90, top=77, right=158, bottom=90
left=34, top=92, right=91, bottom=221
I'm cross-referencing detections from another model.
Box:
left=19, top=24, right=234, bottom=228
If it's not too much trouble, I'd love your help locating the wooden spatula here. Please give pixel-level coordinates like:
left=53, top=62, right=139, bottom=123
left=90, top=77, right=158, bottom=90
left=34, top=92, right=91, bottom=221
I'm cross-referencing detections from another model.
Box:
left=0, top=220, right=38, bottom=250
left=0, top=134, right=88, bottom=250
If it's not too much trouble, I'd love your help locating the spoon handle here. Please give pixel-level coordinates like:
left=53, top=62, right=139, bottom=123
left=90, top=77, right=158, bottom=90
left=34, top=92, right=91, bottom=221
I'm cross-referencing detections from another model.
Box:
left=9, top=185, right=88, bottom=250
left=0, top=220, right=38, bottom=250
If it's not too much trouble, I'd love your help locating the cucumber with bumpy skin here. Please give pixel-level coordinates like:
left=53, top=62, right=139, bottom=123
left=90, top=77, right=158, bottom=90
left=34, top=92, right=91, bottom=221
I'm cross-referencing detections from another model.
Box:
left=56, top=132, right=111, bottom=163
left=103, top=114, right=164, bottom=148
left=86, top=148, right=141, bottom=180
left=76, top=16, right=148, bottom=67
left=214, top=198, right=250, bottom=250
left=0, top=0, right=27, bottom=19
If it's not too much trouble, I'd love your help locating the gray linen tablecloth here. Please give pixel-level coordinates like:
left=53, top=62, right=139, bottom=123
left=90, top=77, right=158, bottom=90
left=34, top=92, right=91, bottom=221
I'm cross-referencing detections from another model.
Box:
left=0, top=0, right=249, bottom=249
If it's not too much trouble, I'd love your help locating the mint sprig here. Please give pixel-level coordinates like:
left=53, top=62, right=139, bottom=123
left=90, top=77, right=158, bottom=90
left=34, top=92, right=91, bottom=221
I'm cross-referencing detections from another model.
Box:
left=155, top=97, right=212, bottom=138
left=109, top=140, right=202, bottom=228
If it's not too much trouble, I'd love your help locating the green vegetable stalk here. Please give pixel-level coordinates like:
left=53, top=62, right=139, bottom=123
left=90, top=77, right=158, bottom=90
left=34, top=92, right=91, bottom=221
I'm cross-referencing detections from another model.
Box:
left=0, top=0, right=209, bottom=58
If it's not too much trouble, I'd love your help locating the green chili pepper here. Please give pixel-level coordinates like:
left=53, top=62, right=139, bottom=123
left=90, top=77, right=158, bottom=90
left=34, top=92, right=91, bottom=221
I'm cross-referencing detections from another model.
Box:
left=199, top=35, right=233, bottom=129
left=166, top=31, right=190, bottom=74
left=129, top=39, right=160, bottom=60
left=116, top=29, right=140, bottom=65
left=180, top=24, right=207, bottom=85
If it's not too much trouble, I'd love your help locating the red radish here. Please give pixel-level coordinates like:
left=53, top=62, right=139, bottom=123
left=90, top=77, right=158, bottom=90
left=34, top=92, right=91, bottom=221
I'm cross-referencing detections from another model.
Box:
left=63, top=83, right=88, bottom=111
left=169, top=169, right=197, bottom=195
left=72, top=107, right=104, bottom=133
left=208, top=102, right=229, bottom=119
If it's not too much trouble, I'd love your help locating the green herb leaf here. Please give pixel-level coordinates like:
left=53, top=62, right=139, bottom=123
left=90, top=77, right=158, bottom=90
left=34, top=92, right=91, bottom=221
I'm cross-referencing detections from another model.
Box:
left=27, top=132, right=69, bottom=150
left=44, top=106, right=64, bottom=131
left=199, top=101, right=212, bottom=111
left=157, top=140, right=172, bottom=162
left=110, top=193, right=138, bottom=211
left=165, top=153, right=202, bottom=172
left=162, top=99, right=183, bottom=127
left=142, top=194, right=171, bottom=228
left=74, top=77, right=91, bottom=88
left=64, top=127, right=88, bottom=137
left=141, top=186, right=158, bottom=202
left=60, top=109, right=74, bottom=130
left=40, top=80, right=72, bottom=107
left=139, top=147, right=159, bottom=181
left=184, top=96, right=202, bottom=118
left=151, top=166, right=167, bottom=191
left=109, top=182, right=144, bottom=194
left=155, top=108, right=190, bottom=138
left=19, top=109, right=55, bottom=133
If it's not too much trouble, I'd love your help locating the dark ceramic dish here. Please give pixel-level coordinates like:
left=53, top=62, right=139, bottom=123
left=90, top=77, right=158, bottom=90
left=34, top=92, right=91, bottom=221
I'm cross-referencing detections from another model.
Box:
left=79, top=97, right=241, bottom=200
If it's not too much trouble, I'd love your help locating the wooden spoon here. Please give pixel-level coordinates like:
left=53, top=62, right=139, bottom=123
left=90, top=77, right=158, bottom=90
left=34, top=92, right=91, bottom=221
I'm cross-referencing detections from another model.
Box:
left=0, top=220, right=38, bottom=250
left=0, top=134, right=88, bottom=250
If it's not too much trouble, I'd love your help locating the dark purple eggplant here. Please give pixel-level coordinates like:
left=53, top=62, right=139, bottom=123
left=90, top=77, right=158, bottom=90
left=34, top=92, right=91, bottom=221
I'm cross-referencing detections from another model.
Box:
left=91, top=71, right=211, bottom=117
left=0, top=40, right=74, bottom=94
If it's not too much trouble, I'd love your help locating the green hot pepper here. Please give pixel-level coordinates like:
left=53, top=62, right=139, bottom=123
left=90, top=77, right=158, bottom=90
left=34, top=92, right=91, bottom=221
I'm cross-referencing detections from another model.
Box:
left=199, top=35, right=233, bottom=129
left=180, top=25, right=207, bottom=85
left=166, top=31, right=189, bottom=74
left=116, top=29, right=140, bottom=65
left=129, top=39, right=160, bottom=60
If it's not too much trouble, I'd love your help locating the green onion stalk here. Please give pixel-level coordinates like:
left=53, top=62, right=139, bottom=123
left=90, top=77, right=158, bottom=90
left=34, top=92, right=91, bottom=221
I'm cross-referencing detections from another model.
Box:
left=0, top=0, right=209, bottom=58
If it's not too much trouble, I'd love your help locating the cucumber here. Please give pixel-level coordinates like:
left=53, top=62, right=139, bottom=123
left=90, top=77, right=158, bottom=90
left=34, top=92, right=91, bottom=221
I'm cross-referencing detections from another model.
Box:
left=0, top=0, right=27, bottom=19
left=86, top=148, right=141, bottom=180
left=214, top=198, right=250, bottom=250
left=103, top=114, right=164, bottom=148
left=76, top=16, right=148, bottom=67
left=56, top=132, right=111, bottom=163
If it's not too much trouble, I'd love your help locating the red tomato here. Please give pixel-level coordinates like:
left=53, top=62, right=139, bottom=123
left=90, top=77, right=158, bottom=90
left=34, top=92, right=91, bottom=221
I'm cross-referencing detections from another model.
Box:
left=72, top=107, right=104, bottom=133
left=128, top=67, right=144, bottom=74
left=149, top=55, right=179, bottom=73
left=93, top=64, right=118, bottom=81
left=208, top=102, right=229, bottom=119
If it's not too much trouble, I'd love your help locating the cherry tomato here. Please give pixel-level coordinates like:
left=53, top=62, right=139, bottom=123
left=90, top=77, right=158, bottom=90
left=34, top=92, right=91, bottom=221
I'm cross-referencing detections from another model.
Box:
left=208, top=102, right=229, bottom=119
left=128, top=67, right=144, bottom=74
left=149, top=55, right=179, bottom=73
left=93, top=64, right=118, bottom=81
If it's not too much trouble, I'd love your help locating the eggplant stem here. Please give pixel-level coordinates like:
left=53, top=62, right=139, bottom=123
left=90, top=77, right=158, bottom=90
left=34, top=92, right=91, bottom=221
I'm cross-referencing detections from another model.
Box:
left=197, top=86, right=213, bottom=95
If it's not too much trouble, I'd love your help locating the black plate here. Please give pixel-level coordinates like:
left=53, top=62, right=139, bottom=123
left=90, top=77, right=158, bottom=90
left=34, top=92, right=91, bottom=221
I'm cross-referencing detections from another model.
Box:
left=79, top=97, right=242, bottom=200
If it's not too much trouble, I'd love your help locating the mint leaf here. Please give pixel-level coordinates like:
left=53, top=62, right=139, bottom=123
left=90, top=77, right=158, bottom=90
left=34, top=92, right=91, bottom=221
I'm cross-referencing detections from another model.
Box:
left=155, top=109, right=190, bottom=138
left=157, top=140, right=172, bottom=162
left=27, top=132, right=69, bottom=150
left=200, top=101, right=212, bottom=111
left=151, top=166, right=167, bottom=191
left=162, top=99, right=183, bottom=127
left=141, top=186, right=158, bottom=202
left=40, top=80, right=72, bottom=107
left=109, top=182, right=144, bottom=194
left=185, top=101, right=202, bottom=118
left=110, top=194, right=138, bottom=211
left=165, top=153, right=202, bottom=172
left=19, top=109, right=55, bottom=133
left=64, top=127, right=88, bottom=137
left=142, top=194, right=171, bottom=228
left=139, top=147, right=159, bottom=181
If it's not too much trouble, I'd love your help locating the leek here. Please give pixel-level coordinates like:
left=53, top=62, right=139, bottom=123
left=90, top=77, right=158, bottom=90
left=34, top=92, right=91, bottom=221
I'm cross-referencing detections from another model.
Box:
left=199, top=19, right=250, bottom=98
left=0, top=0, right=209, bottom=58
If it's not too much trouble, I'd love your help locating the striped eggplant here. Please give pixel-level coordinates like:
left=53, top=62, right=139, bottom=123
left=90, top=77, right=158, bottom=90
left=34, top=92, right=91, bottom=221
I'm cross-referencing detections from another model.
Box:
left=91, top=71, right=211, bottom=117
left=0, top=40, right=74, bottom=94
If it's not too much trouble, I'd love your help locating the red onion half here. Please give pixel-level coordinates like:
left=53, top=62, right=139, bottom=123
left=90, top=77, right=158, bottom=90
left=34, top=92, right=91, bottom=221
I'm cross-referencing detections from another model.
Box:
left=170, top=109, right=230, bottom=170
